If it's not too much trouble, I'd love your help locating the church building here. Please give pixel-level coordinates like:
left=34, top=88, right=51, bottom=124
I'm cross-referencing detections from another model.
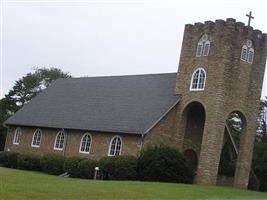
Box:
left=4, top=16, right=267, bottom=189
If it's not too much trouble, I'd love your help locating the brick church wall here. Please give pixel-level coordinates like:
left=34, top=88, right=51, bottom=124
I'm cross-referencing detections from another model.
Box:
left=5, top=105, right=182, bottom=159
left=143, top=105, right=179, bottom=147
left=5, top=126, right=142, bottom=160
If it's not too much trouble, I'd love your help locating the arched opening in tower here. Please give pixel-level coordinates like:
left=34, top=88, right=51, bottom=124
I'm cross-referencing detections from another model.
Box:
left=217, top=111, right=249, bottom=187
left=182, top=102, right=205, bottom=172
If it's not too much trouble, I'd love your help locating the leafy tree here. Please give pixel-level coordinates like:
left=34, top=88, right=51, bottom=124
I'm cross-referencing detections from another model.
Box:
left=251, top=142, right=267, bottom=191
left=0, top=67, right=71, bottom=150
left=256, top=97, right=267, bottom=142
left=4, top=67, right=71, bottom=114
left=251, top=97, right=267, bottom=191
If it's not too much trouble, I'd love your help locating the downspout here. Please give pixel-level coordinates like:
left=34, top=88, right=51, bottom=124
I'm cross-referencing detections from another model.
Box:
left=140, top=133, right=145, bottom=151
left=63, top=128, right=68, bottom=156
left=4, top=126, right=9, bottom=151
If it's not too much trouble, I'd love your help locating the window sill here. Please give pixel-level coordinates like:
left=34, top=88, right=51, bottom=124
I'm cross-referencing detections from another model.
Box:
left=79, top=151, right=90, bottom=154
left=190, top=89, right=205, bottom=91
left=54, top=148, right=63, bottom=151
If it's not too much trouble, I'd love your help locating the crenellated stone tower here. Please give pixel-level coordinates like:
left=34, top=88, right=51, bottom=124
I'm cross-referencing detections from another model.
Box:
left=174, top=18, right=267, bottom=188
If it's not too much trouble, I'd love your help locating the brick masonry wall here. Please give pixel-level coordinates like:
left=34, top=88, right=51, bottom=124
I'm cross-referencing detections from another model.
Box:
left=143, top=105, right=178, bottom=147
left=5, top=126, right=142, bottom=160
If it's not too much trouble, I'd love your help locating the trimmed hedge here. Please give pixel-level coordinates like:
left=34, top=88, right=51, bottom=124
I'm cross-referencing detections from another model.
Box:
left=0, top=151, right=19, bottom=168
left=0, top=145, right=194, bottom=184
left=41, top=154, right=65, bottom=175
left=99, top=155, right=137, bottom=180
left=64, top=156, right=86, bottom=177
left=17, top=154, right=41, bottom=171
left=77, top=159, right=98, bottom=179
left=138, top=145, right=194, bottom=183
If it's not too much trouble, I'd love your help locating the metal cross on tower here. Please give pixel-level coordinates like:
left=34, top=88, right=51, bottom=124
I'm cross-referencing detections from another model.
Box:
left=246, top=11, right=254, bottom=27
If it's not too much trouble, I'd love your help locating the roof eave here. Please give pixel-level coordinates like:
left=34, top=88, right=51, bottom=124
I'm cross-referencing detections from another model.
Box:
left=4, top=122, right=143, bottom=135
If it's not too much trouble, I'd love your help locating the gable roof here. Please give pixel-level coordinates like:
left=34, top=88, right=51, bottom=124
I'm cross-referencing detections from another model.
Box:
left=5, top=73, right=181, bottom=134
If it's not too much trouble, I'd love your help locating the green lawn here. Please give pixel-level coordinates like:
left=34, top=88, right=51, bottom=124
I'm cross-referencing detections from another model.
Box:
left=0, top=167, right=266, bottom=200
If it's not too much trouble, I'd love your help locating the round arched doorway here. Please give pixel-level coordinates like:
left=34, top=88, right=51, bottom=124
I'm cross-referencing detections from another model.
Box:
left=184, top=149, right=198, bottom=171
left=182, top=101, right=205, bottom=169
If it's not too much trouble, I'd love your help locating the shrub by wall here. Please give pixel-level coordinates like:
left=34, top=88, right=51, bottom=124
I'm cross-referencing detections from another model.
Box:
left=41, top=153, right=65, bottom=175
left=77, top=159, right=98, bottom=179
left=0, top=151, right=19, bottom=168
left=0, top=151, right=8, bottom=166
left=137, top=145, right=194, bottom=183
left=17, top=154, right=41, bottom=171
left=99, top=155, right=137, bottom=180
left=64, top=156, right=86, bottom=177
left=98, top=156, right=115, bottom=180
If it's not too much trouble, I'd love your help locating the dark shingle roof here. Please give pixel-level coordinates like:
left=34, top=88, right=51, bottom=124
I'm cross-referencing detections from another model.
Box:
left=5, top=73, right=181, bottom=134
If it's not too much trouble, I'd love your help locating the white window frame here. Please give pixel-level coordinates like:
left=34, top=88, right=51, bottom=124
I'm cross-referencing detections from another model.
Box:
left=54, top=131, right=65, bottom=151
left=13, top=127, right=22, bottom=145
left=79, top=133, right=92, bottom=154
left=190, top=68, right=206, bottom=91
left=241, top=45, right=248, bottom=61
left=31, top=129, right=42, bottom=148
left=240, top=40, right=254, bottom=64
left=203, top=41, right=210, bottom=56
left=108, top=135, right=122, bottom=156
left=196, top=34, right=210, bottom=57
left=196, top=42, right=203, bottom=57
left=247, top=48, right=254, bottom=64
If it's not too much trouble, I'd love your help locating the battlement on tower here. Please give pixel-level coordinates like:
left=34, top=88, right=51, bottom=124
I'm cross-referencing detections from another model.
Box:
left=184, top=18, right=267, bottom=41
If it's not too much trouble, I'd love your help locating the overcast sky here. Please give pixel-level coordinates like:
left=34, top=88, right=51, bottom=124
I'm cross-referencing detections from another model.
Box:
left=1, top=0, right=267, bottom=99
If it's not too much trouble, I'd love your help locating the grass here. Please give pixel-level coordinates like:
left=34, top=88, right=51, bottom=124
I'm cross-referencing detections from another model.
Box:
left=0, top=167, right=266, bottom=200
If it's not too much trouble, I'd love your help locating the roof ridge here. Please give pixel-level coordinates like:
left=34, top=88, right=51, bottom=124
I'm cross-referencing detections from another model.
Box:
left=69, top=72, right=177, bottom=79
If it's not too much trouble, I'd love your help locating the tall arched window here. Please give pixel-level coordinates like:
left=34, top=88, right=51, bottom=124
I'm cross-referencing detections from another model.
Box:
left=190, top=68, right=206, bottom=91
left=13, top=127, right=22, bottom=145
left=108, top=136, right=122, bottom=156
left=31, top=129, right=42, bottom=147
left=79, top=133, right=92, bottom=154
left=196, top=34, right=211, bottom=57
left=54, top=131, right=65, bottom=150
left=240, top=39, right=254, bottom=64
left=203, top=40, right=210, bottom=56
left=248, top=48, right=254, bottom=64
left=241, top=45, right=248, bottom=61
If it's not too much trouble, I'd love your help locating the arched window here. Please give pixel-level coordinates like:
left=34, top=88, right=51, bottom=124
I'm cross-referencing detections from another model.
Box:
left=79, top=133, right=92, bottom=154
left=13, top=127, right=22, bottom=145
left=196, top=41, right=203, bottom=57
left=54, top=131, right=65, bottom=150
left=248, top=48, right=254, bottom=64
left=203, top=41, right=210, bottom=56
left=240, top=39, right=254, bottom=64
left=108, top=136, right=122, bottom=156
left=31, top=129, right=42, bottom=147
left=241, top=45, right=248, bottom=61
left=196, top=34, right=210, bottom=57
left=190, top=68, right=206, bottom=91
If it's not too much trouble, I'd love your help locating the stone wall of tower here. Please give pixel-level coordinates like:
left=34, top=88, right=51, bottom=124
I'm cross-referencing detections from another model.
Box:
left=175, top=18, right=267, bottom=188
